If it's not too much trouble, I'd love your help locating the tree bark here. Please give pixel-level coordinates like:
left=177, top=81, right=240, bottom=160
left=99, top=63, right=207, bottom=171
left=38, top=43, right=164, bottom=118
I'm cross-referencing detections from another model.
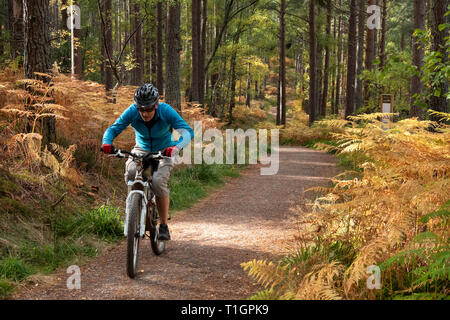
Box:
left=279, top=0, right=286, bottom=125
left=320, top=0, right=332, bottom=118
left=345, top=0, right=357, bottom=119
left=60, top=0, right=68, bottom=29
left=379, top=0, right=387, bottom=68
left=334, top=0, right=342, bottom=115
left=165, top=1, right=181, bottom=112
left=156, top=1, right=164, bottom=95
left=246, top=62, right=251, bottom=107
left=228, top=26, right=241, bottom=125
left=364, top=0, right=377, bottom=102
left=229, top=50, right=237, bottom=125
left=308, top=0, right=316, bottom=125
left=101, top=0, right=114, bottom=92
left=191, top=0, right=201, bottom=102
left=23, top=0, right=55, bottom=146
left=71, top=1, right=82, bottom=79
left=132, top=1, right=143, bottom=85
left=331, top=17, right=337, bottom=113
left=11, top=0, right=23, bottom=60
left=355, top=0, right=366, bottom=113
left=199, top=0, right=208, bottom=105
left=365, top=0, right=377, bottom=70
left=149, top=3, right=157, bottom=83
left=315, top=35, right=323, bottom=120
left=24, top=0, right=50, bottom=79
left=410, top=0, right=426, bottom=119
left=429, top=0, right=449, bottom=120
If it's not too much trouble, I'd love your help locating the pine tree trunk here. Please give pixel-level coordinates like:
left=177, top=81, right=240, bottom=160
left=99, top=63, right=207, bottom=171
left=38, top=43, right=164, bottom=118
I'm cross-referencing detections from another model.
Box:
left=60, top=0, right=68, bottom=29
left=102, top=0, right=114, bottom=92
left=308, top=0, right=316, bottom=125
left=429, top=0, right=449, bottom=120
left=379, top=0, right=387, bottom=68
left=23, top=0, right=55, bottom=146
left=246, top=62, right=251, bottom=108
left=11, top=0, right=23, bottom=60
left=279, top=0, right=286, bottom=125
left=364, top=0, right=377, bottom=102
left=24, top=0, right=50, bottom=79
left=8, top=0, right=13, bottom=35
left=115, top=0, right=120, bottom=53
left=165, top=1, right=181, bottom=112
left=316, top=38, right=323, bottom=120
left=410, top=0, right=425, bottom=119
left=199, top=0, right=207, bottom=105
left=150, top=4, right=157, bottom=83
left=320, top=0, right=331, bottom=118
left=331, top=17, right=337, bottom=112
left=132, top=1, right=143, bottom=85
left=191, top=0, right=201, bottom=102
left=345, top=0, right=357, bottom=119
left=156, top=1, right=164, bottom=95
left=355, top=0, right=366, bottom=113
left=72, top=0, right=82, bottom=79
left=229, top=50, right=237, bottom=125
left=334, top=1, right=342, bottom=115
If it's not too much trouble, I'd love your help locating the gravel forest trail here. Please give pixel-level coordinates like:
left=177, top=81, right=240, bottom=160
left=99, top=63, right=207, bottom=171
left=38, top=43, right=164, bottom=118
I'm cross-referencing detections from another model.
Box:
left=15, top=146, right=338, bottom=300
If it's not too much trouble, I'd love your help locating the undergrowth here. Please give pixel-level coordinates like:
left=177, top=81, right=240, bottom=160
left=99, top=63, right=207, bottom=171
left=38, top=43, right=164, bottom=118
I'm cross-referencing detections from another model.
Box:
left=242, top=112, right=450, bottom=300
left=0, top=70, right=246, bottom=298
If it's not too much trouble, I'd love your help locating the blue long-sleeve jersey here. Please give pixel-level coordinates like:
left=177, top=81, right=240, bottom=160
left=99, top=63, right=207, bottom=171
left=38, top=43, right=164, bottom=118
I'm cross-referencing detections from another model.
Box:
left=102, top=102, right=194, bottom=152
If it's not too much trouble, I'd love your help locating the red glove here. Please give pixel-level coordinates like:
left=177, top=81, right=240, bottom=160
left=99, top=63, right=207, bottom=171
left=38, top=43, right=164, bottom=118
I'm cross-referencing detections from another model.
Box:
left=164, top=146, right=179, bottom=157
left=101, top=144, right=114, bottom=154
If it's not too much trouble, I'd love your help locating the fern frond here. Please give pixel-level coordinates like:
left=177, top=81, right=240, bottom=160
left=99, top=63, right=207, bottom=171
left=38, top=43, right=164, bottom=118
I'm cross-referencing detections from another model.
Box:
left=427, top=109, right=450, bottom=122
left=241, top=259, right=293, bottom=293
left=296, top=262, right=344, bottom=300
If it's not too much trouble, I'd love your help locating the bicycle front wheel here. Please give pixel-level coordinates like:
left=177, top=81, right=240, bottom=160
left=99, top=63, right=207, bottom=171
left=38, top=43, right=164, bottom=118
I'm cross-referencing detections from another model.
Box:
left=126, top=193, right=142, bottom=278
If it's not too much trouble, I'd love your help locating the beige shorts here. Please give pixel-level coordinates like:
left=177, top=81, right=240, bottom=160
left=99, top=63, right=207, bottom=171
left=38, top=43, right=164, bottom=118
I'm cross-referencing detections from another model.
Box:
left=124, top=146, right=174, bottom=198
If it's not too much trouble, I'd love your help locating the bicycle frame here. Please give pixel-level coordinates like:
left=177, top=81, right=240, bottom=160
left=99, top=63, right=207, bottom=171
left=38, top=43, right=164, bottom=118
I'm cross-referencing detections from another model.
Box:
left=107, top=149, right=170, bottom=237
left=124, top=188, right=148, bottom=238
left=124, top=155, right=152, bottom=238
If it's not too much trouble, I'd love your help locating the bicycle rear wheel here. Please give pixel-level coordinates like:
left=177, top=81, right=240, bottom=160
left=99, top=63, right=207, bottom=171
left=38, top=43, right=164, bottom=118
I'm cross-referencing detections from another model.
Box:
left=126, top=193, right=142, bottom=278
left=149, top=206, right=166, bottom=255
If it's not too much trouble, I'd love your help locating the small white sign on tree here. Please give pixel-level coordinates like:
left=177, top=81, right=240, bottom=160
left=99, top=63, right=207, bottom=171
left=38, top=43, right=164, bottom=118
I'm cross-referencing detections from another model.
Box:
left=380, top=94, right=393, bottom=129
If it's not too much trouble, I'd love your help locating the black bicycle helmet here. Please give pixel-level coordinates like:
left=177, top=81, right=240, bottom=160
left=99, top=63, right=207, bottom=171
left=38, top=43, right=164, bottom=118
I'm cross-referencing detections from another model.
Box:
left=134, top=83, right=159, bottom=107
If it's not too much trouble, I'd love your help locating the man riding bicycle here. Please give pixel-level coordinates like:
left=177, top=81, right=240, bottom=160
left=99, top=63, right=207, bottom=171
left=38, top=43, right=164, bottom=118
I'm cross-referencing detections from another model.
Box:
left=101, top=83, right=194, bottom=241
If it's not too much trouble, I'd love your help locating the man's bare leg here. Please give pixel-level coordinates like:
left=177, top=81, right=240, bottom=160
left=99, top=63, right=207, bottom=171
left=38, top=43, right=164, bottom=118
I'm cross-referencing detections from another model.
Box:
left=156, top=196, right=170, bottom=225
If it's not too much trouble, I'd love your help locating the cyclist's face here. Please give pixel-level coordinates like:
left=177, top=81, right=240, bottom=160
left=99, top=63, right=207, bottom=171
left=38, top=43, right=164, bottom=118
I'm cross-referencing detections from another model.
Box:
left=139, top=102, right=158, bottom=122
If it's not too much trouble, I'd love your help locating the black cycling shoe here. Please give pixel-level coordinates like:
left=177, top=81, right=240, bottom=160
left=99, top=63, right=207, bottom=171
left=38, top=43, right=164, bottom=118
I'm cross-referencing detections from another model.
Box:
left=158, top=224, right=171, bottom=241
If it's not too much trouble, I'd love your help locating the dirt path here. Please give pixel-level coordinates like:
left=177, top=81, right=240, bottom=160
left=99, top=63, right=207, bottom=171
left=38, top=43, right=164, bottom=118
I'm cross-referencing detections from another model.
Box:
left=14, top=146, right=338, bottom=300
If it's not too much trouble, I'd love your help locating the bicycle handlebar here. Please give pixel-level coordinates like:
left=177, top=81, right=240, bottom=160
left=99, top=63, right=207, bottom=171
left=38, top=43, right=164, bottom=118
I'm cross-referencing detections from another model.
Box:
left=107, top=149, right=173, bottom=161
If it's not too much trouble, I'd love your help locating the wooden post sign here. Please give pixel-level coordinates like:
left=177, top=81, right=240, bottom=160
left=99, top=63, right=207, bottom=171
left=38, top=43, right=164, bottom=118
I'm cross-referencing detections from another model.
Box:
left=380, top=94, right=393, bottom=129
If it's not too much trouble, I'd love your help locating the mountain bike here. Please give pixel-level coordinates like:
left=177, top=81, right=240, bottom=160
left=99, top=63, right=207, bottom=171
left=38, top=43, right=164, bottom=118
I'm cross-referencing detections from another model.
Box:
left=108, top=149, right=170, bottom=278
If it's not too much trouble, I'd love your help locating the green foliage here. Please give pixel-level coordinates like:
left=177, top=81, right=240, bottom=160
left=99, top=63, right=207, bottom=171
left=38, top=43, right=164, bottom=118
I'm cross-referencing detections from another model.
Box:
left=0, top=258, right=33, bottom=282
left=54, top=205, right=123, bottom=240
left=379, top=201, right=450, bottom=299
left=19, top=241, right=97, bottom=274
left=0, top=280, right=14, bottom=298
left=360, top=52, right=414, bottom=116
left=412, top=19, right=450, bottom=112
left=79, top=205, right=124, bottom=240
left=249, top=288, right=281, bottom=300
